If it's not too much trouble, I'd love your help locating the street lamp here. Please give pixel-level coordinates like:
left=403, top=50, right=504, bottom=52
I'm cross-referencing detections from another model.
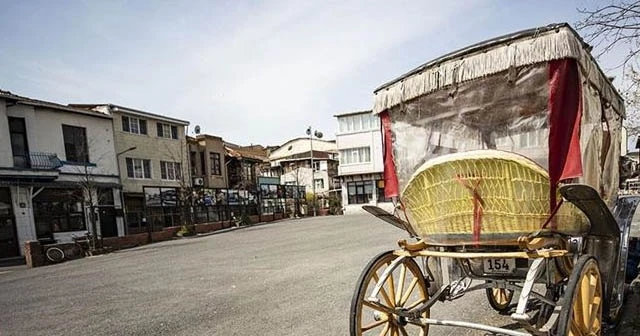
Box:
left=117, top=146, right=137, bottom=157
left=115, top=146, right=136, bottom=236
left=306, top=126, right=323, bottom=216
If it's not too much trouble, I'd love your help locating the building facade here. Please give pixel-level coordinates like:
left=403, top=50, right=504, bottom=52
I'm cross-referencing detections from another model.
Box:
left=187, top=134, right=228, bottom=190
left=71, top=104, right=190, bottom=233
left=335, top=110, right=393, bottom=215
left=0, top=90, right=123, bottom=259
left=268, top=138, right=339, bottom=196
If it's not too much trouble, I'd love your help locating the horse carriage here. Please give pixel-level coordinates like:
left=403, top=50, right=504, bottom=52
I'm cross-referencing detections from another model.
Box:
left=349, top=23, right=640, bottom=336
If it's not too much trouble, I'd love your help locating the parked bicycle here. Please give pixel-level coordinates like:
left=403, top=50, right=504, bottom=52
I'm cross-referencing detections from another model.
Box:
left=72, top=232, right=91, bottom=257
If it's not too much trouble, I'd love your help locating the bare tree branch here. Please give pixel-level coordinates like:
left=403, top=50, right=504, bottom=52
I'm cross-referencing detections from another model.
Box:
left=577, top=1, right=640, bottom=136
left=577, top=1, right=640, bottom=65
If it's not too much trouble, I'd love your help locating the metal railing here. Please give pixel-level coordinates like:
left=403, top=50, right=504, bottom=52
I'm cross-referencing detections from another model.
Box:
left=27, top=152, right=63, bottom=170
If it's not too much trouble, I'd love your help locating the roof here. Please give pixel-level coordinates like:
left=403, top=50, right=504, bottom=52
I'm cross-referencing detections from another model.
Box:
left=333, top=110, right=373, bottom=118
left=0, top=89, right=112, bottom=119
left=276, top=137, right=336, bottom=149
left=70, top=103, right=189, bottom=126
left=373, top=23, right=625, bottom=116
left=224, top=143, right=269, bottom=162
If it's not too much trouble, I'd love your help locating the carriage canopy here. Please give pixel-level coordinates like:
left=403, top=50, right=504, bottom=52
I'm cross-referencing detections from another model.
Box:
left=374, top=23, right=626, bottom=243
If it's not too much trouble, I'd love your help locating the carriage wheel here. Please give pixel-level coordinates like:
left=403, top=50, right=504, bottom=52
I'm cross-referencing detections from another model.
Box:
left=350, top=251, right=430, bottom=336
left=555, top=255, right=602, bottom=336
left=485, top=286, right=514, bottom=313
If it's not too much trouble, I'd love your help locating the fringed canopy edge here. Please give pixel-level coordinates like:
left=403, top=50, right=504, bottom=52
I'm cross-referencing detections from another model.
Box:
left=373, top=23, right=625, bottom=117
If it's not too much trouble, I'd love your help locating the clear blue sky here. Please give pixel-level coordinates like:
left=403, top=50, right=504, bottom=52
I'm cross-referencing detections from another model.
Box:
left=0, top=0, right=628, bottom=146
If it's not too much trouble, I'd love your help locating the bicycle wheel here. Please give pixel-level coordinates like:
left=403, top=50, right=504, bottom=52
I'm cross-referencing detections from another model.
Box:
left=45, top=247, right=65, bottom=263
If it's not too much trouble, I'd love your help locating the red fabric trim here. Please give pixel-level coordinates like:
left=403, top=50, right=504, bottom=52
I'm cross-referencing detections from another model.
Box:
left=548, top=59, right=583, bottom=224
left=455, top=175, right=485, bottom=246
left=380, top=111, right=400, bottom=198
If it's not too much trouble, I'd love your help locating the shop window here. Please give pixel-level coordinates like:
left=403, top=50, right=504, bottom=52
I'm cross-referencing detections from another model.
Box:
left=347, top=180, right=373, bottom=204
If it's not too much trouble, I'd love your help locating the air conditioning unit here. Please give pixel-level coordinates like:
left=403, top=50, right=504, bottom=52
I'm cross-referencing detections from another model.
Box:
left=193, top=177, right=204, bottom=186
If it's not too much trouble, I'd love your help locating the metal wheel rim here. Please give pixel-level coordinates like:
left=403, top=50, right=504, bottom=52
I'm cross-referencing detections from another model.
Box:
left=487, top=288, right=514, bottom=311
left=559, top=257, right=603, bottom=336
left=352, top=252, right=430, bottom=336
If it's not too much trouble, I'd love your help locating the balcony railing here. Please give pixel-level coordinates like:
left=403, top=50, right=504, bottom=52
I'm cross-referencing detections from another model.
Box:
left=14, top=152, right=63, bottom=170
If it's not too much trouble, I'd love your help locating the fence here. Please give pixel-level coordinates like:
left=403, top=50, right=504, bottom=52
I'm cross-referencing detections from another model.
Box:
left=126, top=204, right=263, bottom=233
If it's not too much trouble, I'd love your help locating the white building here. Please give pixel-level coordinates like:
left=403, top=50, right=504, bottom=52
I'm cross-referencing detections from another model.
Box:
left=0, top=90, right=123, bottom=260
left=335, top=110, right=393, bottom=215
left=268, top=138, right=339, bottom=197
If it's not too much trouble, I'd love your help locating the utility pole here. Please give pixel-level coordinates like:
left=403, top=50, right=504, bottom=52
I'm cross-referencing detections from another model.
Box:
left=306, top=126, right=323, bottom=216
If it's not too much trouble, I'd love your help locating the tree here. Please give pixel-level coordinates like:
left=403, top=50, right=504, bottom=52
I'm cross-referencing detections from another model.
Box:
left=66, top=136, right=112, bottom=253
left=163, top=142, right=195, bottom=236
left=577, top=1, right=640, bottom=134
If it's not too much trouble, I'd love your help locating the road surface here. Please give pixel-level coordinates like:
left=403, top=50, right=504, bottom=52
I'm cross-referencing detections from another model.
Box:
left=1, top=214, right=638, bottom=335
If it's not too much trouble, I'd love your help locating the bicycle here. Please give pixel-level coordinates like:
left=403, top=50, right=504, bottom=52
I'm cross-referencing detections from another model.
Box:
left=45, top=246, right=65, bottom=263
left=72, top=232, right=91, bottom=257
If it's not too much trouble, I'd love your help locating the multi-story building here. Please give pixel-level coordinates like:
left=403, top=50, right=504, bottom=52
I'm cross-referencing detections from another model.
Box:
left=71, top=104, right=189, bottom=233
left=187, top=134, right=228, bottom=190
left=0, top=90, right=123, bottom=259
left=268, top=137, right=339, bottom=199
left=335, top=110, right=393, bottom=215
left=187, top=135, right=267, bottom=216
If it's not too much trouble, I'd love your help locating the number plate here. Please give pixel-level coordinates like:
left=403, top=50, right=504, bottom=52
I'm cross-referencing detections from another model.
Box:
left=483, top=258, right=516, bottom=274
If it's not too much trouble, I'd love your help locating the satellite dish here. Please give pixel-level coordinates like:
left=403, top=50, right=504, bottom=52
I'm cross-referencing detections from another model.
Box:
left=194, top=125, right=201, bottom=134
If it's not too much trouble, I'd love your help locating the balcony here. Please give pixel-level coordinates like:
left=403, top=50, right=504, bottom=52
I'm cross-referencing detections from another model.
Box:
left=13, top=152, right=63, bottom=170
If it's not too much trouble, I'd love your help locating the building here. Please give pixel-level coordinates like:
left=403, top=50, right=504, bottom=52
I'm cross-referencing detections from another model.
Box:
left=0, top=90, right=123, bottom=259
left=187, top=134, right=228, bottom=190
left=268, top=137, right=339, bottom=209
left=71, top=104, right=190, bottom=233
left=224, top=142, right=269, bottom=216
left=335, top=110, right=392, bottom=215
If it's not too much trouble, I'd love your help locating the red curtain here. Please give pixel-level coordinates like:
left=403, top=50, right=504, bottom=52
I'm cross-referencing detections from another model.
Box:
left=548, top=59, right=583, bottom=218
left=380, top=111, right=400, bottom=198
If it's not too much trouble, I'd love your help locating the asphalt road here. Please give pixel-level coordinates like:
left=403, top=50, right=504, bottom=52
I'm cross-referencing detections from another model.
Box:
left=0, top=214, right=638, bottom=335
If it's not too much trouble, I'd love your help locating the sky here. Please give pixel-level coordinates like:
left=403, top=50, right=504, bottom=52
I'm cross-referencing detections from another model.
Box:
left=0, top=0, right=632, bottom=147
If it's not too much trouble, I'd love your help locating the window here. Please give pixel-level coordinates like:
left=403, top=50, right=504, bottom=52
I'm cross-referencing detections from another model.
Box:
left=9, top=117, right=29, bottom=168
left=339, top=147, right=371, bottom=164
left=338, top=113, right=379, bottom=133
left=62, top=125, right=89, bottom=163
left=314, top=178, right=324, bottom=190
left=347, top=181, right=373, bottom=204
left=210, top=152, right=221, bottom=175
left=160, top=161, right=182, bottom=180
left=157, top=123, right=178, bottom=139
left=518, top=129, right=547, bottom=148
left=313, top=161, right=321, bottom=171
left=122, top=116, right=147, bottom=135
left=126, top=158, right=152, bottom=179
left=244, top=162, right=255, bottom=183
left=33, top=188, right=85, bottom=236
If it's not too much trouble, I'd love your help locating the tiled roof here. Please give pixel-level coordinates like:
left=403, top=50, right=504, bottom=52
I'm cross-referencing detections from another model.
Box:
left=224, top=143, right=269, bottom=162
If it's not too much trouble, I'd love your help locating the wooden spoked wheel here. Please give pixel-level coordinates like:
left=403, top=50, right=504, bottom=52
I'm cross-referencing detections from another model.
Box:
left=350, top=251, right=430, bottom=336
left=485, top=287, right=514, bottom=312
left=556, top=255, right=602, bottom=336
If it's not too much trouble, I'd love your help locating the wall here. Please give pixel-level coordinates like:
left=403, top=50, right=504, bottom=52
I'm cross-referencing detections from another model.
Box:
left=4, top=104, right=119, bottom=176
left=0, top=99, right=12, bottom=167
left=10, top=186, right=36, bottom=256
left=112, top=110, right=190, bottom=193
left=281, top=167, right=330, bottom=194
left=200, top=136, right=227, bottom=189
left=336, top=127, right=384, bottom=176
